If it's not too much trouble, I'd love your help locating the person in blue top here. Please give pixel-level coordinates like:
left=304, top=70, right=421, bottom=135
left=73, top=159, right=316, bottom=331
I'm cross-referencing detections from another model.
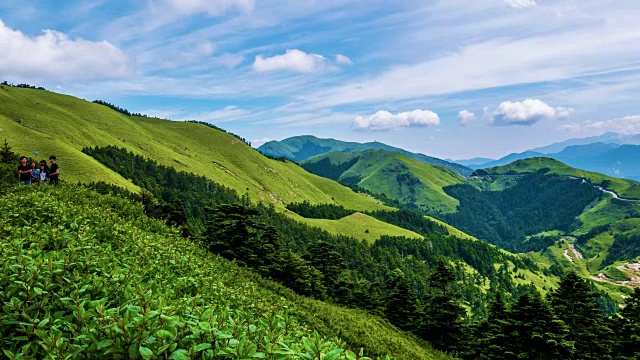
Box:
left=30, top=161, right=40, bottom=184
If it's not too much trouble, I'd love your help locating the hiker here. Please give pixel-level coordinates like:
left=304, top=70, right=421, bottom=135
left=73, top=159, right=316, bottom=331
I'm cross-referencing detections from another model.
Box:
left=30, top=161, right=40, bottom=184
left=17, top=156, right=32, bottom=185
left=38, top=161, right=48, bottom=184
left=48, top=155, right=59, bottom=185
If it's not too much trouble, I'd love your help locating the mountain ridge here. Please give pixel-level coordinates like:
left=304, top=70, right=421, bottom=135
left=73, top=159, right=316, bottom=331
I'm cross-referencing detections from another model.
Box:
left=259, top=135, right=473, bottom=176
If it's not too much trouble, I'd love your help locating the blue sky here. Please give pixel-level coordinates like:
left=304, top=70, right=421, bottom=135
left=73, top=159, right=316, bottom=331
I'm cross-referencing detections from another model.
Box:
left=1, top=0, right=640, bottom=159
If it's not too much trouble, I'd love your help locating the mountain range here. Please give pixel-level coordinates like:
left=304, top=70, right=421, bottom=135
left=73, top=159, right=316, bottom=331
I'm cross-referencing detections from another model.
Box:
left=259, top=135, right=473, bottom=176
left=458, top=134, right=640, bottom=180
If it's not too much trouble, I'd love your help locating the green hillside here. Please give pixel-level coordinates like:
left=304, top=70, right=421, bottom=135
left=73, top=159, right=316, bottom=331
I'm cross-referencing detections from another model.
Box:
left=290, top=211, right=424, bottom=243
left=259, top=135, right=473, bottom=176
left=0, top=86, right=408, bottom=241
left=0, top=185, right=448, bottom=359
left=479, top=157, right=640, bottom=199
left=301, top=150, right=465, bottom=214
left=0, top=87, right=390, bottom=212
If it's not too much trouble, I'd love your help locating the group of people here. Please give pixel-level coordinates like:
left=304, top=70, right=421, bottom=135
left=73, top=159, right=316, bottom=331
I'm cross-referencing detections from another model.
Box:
left=18, top=155, right=59, bottom=185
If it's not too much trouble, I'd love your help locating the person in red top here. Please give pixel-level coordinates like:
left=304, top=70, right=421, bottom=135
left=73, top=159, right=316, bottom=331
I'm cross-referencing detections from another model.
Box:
left=17, top=156, right=32, bottom=185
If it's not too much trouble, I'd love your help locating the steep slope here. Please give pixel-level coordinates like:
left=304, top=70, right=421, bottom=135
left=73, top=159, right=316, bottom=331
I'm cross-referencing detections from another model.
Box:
left=301, top=150, right=465, bottom=213
left=478, top=157, right=640, bottom=199
left=0, top=87, right=390, bottom=213
left=259, top=135, right=473, bottom=176
left=0, top=185, right=449, bottom=360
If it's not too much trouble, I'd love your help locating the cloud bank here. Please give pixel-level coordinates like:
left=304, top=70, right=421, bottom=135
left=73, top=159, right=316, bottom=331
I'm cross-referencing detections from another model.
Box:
left=0, top=20, right=132, bottom=81
left=353, top=109, right=440, bottom=131
left=489, top=99, right=573, bottom=126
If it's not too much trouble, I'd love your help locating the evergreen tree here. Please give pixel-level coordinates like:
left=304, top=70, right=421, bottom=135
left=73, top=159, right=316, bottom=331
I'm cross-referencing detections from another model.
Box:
left=472, top=292, right=510, bottom=359
left=0, top=139, right=17, bottom=164
left=504, top=293, right=574, bottom=359
left=616, top=288, right=640, bottom=359
left=384, top=270, right=419, bottom=331
left=549, top=271, right=614, bottom=359
left=421, top=260, right=466, bottom=352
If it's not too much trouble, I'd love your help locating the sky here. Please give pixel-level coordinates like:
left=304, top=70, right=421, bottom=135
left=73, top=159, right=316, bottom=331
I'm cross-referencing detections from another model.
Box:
left=1, top=0, right=640, bottom=160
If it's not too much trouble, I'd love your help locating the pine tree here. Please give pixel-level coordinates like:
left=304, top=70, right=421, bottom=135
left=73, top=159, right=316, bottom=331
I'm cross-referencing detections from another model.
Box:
left=0, top=139, right=17, bottom=164
left=549, top=271, right=614, bottom=359
left=421, top=260, right=466, bottom=352
left=504, top=292, right=574, bottom=359
left=384, top=270, right=419, bottom=331
left=616, top=288, right=640, bottom=359
left=473, top=292, right=510, bottom=359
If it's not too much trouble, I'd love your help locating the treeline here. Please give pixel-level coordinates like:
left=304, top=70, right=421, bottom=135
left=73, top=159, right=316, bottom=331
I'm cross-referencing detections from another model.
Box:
left=92, top=100, right=148, bottom=117
left=187, top=121, right=251, bottom=146
left=300, top=157, right=360, bottom=182
left=1, top=81, right=46, bottom=90
left=441, top=173, right=601, bottom=252
left=463, top=273, right=639, bottom=359
left=603, top=233, right=640, bottom=267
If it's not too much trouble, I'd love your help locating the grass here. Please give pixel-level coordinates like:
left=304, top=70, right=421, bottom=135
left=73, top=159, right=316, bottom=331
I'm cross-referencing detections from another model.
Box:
left=0, top=184, right=452, bottom=360
left=0, top=86, right=404, bottom=241
left=289, top=211, right=423, bottom=243
left=303, top=150, right=465, bottom=213
left=482, top=157, right=640, bottom=199
left=426, top=216, right=477, bottom=240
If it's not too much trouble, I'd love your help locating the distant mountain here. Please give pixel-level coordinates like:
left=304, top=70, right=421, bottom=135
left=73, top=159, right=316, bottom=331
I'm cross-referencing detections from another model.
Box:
left=259, top=135, right=473, bottom=176
left=301, top=149, right=465, bottom=214
left=468, top=142, right=640, bottom=180
left=453, top=157, right=495, bottom=167
left=471, top=151, right=545, bottom=169
left=529, top=132, right=640, bottom=154
left=476, top=157, right=640, bottom=199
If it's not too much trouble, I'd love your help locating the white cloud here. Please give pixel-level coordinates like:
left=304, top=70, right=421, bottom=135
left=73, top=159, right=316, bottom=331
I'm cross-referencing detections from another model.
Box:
left=504, top=0, right=536, bottom=9
left=0, top=20, right=132, bottom=81
left=488, top=99, right=573, bottom=126
left=458, top=110, right=476, bottom=125
left=253, top=49, right=329, bottom=73
left=353, top=109, right=440, bottom=131
left=336, top=54, right=352, bottom=65
left=560, top=115, right=640, bottom=135
left=161, top=0, right=254, bottom=16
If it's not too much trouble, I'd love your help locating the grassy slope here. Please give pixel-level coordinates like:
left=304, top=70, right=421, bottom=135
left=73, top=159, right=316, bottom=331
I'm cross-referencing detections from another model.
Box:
left=303, top=150, right=465, bottom=213
left=289, top=211, right=423, bottom=243
left=482, top=157, right=640, bottom=199
left=426, top=215, right=477, bottom=241
left=0, top=87, right=413, bottom=241
left=0, top=185, right=449, bottom=360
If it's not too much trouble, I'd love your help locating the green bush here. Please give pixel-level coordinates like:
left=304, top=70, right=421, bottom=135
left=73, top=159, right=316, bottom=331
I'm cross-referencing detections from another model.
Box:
left=0, top=186, right=362, bottom=359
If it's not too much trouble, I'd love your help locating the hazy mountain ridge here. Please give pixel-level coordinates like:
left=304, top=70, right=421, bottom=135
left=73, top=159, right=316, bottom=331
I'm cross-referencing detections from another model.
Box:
left=259, top=135, right=473, bottom=176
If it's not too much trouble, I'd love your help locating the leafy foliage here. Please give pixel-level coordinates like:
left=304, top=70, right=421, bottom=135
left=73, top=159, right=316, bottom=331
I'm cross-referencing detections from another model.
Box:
left=0, top=186, right=392, bottom=359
